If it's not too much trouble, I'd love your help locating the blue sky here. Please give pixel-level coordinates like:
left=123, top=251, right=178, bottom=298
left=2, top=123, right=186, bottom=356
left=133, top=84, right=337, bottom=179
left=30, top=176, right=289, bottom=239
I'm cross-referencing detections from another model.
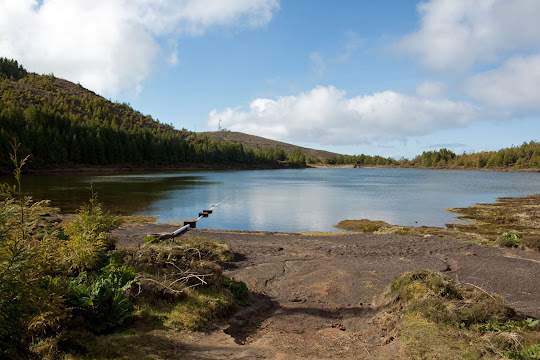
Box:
left=1, top=0, right=539, bottom=159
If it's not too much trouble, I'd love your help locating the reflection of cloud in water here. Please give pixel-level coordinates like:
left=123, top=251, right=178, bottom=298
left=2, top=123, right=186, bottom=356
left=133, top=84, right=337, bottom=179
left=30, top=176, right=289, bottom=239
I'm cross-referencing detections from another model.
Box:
left=12, top=169, right=540, bottom=232
left=241, top=185, right=346, bottom=232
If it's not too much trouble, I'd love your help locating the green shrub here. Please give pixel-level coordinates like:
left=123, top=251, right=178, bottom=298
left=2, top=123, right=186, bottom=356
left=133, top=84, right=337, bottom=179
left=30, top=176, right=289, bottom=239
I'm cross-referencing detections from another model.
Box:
left=0, top=143, right=67, bottom=358
left=144, top=236, right=158, bottom=243
left=223, top=277, right=251, bottom=307
left=67, top=262, right=136, bottom=333
left=508, top=343, right=540, bottom=359
left=498, top=232, right=522, bottom=248
left=478, top=318, right=539, bottom=333
left=64, top=190, right=122, bottom=271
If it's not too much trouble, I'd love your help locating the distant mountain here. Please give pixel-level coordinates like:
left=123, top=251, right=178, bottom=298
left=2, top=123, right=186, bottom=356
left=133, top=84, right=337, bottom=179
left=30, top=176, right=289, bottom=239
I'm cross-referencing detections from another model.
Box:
left=203, top=131, right=341, bottom=161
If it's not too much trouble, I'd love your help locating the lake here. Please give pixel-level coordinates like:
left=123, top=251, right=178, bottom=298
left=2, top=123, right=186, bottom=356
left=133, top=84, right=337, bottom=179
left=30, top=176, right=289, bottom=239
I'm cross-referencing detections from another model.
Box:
left=5, top=168, right=539, bottom=232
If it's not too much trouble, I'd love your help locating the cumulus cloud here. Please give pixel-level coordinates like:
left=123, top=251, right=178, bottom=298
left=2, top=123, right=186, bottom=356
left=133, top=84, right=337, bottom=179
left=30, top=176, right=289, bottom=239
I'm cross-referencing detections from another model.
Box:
left=207, top=85, right=482, bottom=145
left=399, top=0, right=540, bottom=71
left=0, top=0, right=279, bottom=95
left=463, top=54, right=540, bottom=110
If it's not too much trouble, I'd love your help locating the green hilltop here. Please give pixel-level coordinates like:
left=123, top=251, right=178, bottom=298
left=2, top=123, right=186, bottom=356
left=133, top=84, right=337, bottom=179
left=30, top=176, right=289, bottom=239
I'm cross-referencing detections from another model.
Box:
left=0, top=58, right=289, bottom=172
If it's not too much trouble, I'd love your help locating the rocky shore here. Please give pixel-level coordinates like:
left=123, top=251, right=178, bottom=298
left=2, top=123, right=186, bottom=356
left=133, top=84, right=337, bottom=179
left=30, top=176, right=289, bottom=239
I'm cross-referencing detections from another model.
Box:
left=113, top=225, right=540, bottom=359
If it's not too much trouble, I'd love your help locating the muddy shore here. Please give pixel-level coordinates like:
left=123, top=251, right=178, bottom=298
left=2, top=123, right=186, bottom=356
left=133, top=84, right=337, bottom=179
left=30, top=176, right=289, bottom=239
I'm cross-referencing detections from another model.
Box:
left=113, top=224, right=540, bottom=359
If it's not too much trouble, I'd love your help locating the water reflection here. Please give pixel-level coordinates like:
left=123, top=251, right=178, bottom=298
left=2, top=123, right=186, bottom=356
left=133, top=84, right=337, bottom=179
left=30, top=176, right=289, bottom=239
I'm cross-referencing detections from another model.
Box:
left=2, top=168, right=538, bottom=232
left=8, top=172, right=217, bottom=214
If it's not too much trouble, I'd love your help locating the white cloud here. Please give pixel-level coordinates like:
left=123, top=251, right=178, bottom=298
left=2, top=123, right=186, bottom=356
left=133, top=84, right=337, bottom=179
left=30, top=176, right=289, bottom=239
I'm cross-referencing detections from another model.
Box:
left=463, top=54, right=540, bottom=110
left=130, top=0, right=279, bottom=35
left=207, top=85, right=482, bottom=145
left=416, top=81, right=448, bottom=98
left=399, top=0, right=540, bottom=71
left=0, top=0, right=279, bottom=96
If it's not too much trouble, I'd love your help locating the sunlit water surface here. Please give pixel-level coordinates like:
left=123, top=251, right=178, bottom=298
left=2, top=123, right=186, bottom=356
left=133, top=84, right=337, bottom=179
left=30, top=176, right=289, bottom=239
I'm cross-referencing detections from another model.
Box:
left=6, top=168, right=539, bottom=232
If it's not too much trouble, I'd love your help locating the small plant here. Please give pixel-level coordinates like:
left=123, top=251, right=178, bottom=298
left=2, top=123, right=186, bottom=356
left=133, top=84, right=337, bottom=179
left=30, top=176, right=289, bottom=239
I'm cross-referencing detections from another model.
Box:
left=498, top=232, right=522, bottom=248
left=63, top=187, right=122, bottom=271
left=144, top=236, right=158, bottom=243
left=67, top=262, right=136, bottom=333
left=223, top=277, right=251, bottom=307
left=478, top=318, right=539, bottom=333
left=508, top=343, right=540, bottom=359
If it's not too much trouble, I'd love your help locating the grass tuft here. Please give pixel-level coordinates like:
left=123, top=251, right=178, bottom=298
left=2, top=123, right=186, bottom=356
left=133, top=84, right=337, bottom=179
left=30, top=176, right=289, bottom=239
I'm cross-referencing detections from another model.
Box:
left=379, top=269, right=540, bottom=359
left=336, top=219, right=392, bottom=232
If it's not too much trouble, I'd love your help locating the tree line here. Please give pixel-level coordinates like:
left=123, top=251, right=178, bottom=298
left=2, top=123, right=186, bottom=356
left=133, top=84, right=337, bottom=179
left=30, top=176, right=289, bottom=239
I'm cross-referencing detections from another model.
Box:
left=0, top=59, right=288, bottom=171
left=324, top=143, right=539, bottom=169
left=405, top=143, right=540, bottom=169
left=324, top=154, right=398, bottom=166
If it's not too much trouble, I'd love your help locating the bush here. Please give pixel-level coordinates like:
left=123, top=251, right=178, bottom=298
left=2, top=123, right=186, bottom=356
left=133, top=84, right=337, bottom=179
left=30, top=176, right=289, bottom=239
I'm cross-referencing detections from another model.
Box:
left=498, top=232, right=522, bottom=248
left=384, top=269, right=515, bottom=327
left=223, top=277, right=251, bottom=307
left=508, top=343, right=540, bottom=359
left=64, top=190, right=122, bottom=271
left=0, top=143, right=66, bottom=358
left=67, top=262, right=136, bottom=333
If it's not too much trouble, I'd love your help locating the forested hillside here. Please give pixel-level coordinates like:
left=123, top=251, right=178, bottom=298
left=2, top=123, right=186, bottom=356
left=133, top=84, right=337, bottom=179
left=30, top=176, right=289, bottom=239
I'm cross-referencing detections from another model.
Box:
left=405, top=142, right=540, bottom=169
left=325, top=142, right=540, bottom=170
left=324, top=142, right=540, bottom=170
left=0, top=58, right=286, bottom=172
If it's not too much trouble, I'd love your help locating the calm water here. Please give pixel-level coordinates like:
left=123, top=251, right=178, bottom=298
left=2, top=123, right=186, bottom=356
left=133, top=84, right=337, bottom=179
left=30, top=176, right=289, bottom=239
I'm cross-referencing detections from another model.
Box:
left=4, top=168, right=539, bottom=232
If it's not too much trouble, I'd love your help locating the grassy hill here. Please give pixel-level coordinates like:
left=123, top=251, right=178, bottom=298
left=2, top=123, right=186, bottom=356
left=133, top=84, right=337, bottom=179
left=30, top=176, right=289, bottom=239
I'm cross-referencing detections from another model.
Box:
left=0, top=58, right=286, bottom=171
left=203, top=131, right=341, bottom=161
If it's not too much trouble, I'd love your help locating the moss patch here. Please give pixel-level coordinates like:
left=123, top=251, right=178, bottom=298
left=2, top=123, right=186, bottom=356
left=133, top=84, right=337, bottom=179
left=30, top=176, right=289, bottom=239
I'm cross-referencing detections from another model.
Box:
left=336, top=219, right=392, bottom=232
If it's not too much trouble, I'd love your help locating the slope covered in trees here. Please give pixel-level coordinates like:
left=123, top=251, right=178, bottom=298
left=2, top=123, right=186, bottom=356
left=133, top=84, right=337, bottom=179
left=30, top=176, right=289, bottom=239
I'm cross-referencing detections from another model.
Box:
left=403, top=142, right=540, bottom=169
left=0, top=58, right=285, bottom=172
left=324, top=142, right=539, bottom=170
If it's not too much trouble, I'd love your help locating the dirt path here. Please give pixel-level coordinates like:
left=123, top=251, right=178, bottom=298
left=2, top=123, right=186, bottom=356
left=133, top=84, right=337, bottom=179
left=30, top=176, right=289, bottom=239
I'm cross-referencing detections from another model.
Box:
left=114, top=225, right=540, bottom=359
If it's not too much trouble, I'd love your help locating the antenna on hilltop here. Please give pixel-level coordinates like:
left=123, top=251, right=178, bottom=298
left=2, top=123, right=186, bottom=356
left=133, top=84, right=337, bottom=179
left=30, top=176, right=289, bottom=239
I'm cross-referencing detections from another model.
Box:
left=218, top=118, right=222, bottom=131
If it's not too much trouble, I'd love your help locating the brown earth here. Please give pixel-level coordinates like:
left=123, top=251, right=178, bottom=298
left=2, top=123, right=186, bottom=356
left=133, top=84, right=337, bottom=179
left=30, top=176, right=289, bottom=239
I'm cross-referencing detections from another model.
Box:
left=114, top=225, right=540, bottom=359
left=203, top=131, right=342, bottom=160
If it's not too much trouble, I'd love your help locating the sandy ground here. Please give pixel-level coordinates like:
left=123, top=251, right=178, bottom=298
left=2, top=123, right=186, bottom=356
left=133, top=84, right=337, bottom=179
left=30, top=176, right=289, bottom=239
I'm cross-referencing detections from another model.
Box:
left=113, top=224, right=540, bottom=359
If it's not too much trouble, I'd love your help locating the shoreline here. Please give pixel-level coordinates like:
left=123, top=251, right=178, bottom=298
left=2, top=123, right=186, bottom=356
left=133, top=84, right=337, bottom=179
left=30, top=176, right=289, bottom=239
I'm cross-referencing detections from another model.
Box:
left=309, top=163, right=540, bottom=172
left=2, top=163, right=537, bottom=175
left=1, top=163, right=281, bottom=176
